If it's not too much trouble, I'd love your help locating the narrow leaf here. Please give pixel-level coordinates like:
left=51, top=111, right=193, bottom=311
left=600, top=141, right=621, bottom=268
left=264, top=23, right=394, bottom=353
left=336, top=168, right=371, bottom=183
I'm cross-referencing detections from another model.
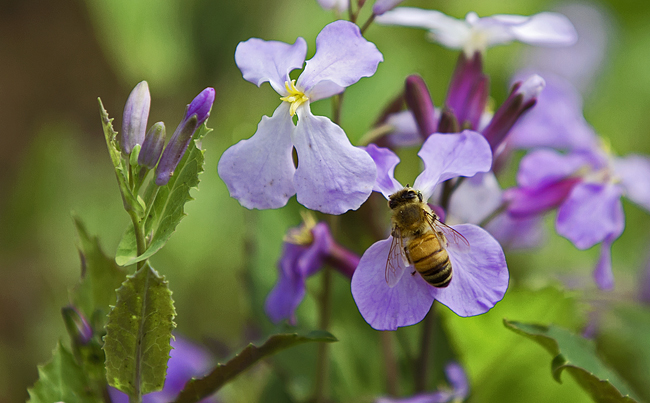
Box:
left=104, top=263, right=176, bottom=395
left=174, top=331, right=338, bottom=403
left=69, top=215, right=126, bottom=323
left=504, top=319, right=639, bottom=403
left=116, top=122, right=211, bottom=266
left=27, top=342, right=103, bottom=403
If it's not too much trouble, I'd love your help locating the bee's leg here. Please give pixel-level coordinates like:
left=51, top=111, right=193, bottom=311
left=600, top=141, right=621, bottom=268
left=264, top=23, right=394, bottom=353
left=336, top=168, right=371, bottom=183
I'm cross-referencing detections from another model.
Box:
left=411, top=271, right=416, bottom=276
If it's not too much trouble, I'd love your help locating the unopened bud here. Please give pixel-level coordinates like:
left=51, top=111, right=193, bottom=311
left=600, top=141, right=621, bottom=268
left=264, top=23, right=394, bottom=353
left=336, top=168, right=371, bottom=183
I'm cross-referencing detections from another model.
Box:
left=483, top=74, right=545, bottom=154
left=372, top=0, right=405, bottom=15
left=187, top=87, right=215, bottom=127
left=62, top=306, right=93, bottom=345
left=405, top=75, right=437, bottom=140
left=121, top=81, right=151, bottom=155
left=445, top=52, right=489, bottom=131
left=138, top=122, right=166, bottom=169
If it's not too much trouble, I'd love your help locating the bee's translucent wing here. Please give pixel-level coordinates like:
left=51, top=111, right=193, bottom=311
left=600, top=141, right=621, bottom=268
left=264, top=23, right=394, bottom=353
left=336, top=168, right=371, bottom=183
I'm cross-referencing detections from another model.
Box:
left=427, top=212, right=471, bottom=253
left=385, top=232, right=408, bottom=287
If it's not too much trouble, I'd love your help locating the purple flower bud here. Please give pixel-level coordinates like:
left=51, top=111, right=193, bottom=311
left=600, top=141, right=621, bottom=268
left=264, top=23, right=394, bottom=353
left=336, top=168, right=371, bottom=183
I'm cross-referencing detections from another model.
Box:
left=155, top=88, right=215, bottom=186
left=138, top=122, right=166, bottom=169
left=483, top=75, right=545, bottom=154
left=372, top=0, right=405, bottom=16
left=405, top=75, right=437, bottom=140
left=446, top=52, right=489, bottom=131
left=61, top=306, right=93, bottom=345
left=437, top=108, right=460, bottom=134
left=121, top=81, right=151, bottom=155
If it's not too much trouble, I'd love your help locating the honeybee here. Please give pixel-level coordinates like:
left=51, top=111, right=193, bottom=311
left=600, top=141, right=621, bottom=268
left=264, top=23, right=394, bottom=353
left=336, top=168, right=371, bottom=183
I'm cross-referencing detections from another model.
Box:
left=386, top=186, right=470, bottom=288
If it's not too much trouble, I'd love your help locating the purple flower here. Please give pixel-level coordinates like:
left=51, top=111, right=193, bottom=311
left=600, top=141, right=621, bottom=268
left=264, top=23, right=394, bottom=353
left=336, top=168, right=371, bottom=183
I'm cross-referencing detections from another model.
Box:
left=317, top=0, right=348, bottom=12
left=376, top=9, right=577, bottom=56
left=266, top=214, right=360, bottom=324
left=155, top=87, right=215, bottom=186
left=351, top=132, right=509, bottom=330
left=218, top=21, right=382, bottom=215
left=108, top=335, right=216, bottom=403
left=121, top=81, right=151, bottom=155
left=372, top=0, right=406, bottom=16
left=445, top=52, right=488, bottom=132
left=505, top=146, right=650, bottom=289
left=376, top=361, right=469, bottom=403
left=138, top=122, right=166, bottom=169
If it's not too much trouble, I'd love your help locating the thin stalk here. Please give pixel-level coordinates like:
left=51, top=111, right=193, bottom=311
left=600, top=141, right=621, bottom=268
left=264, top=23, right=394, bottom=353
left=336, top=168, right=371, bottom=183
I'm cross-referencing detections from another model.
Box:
left=314, top=266, right=332, bottom=403
left=415, top=301, right=436, bottom=392
left=332, top=93, right=345, bottom=126
left=478, top=201, right=508, bottom=228
left=360, top=13, right=376, bottom=34
left=381, top=331, right=398, bottom=396
left=128, top=210, right=146, bottom=270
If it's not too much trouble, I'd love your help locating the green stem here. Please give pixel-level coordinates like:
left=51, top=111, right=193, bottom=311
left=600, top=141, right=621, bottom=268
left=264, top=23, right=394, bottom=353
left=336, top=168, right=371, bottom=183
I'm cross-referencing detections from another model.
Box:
left=360, top=13, right=376, bottom=34
left=478, top=201, right=508, bottom=228
left=415, top=301, right=436, bottom=392
left=380, top=331, right=398, bottom=396
left=128, top=210, right=147, bottom=270
left=314, top=266, right=332, bottom=403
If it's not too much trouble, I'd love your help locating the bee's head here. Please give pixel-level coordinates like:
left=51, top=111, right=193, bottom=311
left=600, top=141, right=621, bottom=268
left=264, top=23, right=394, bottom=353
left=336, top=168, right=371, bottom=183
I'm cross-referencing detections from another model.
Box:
left=388, top=187, right=424, bottom=209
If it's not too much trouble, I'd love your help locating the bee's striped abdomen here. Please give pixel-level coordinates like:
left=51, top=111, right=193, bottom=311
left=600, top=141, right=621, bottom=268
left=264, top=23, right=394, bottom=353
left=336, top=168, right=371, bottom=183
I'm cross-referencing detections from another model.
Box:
left=407, top=233, right=453, bottom=288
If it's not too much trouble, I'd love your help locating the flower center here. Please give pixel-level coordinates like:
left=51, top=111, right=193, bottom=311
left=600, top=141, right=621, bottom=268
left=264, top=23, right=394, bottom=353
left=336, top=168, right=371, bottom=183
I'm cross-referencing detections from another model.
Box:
left=284, top=211, right=317, bottom=246
left=280, top=80, right=309, bottom=117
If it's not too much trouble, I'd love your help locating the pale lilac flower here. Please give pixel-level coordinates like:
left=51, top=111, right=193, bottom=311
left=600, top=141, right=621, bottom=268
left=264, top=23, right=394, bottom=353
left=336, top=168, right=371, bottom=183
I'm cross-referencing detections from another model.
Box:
left=121, top=81, right=151, bottom=155
left=317, top=0, right=348, bottom=13
left=266, top=214, right=360, bottom=324
left=218, top=21, right=382, bottom=214
left=372, top=0, right=406, bottom=16
left=109, top=336, right=216, bottom=403
left=351, top=132, right=508, bottom=330
left=376, top=362, right=469, bottom=403
left=376, top=9, right=577, bottom=56
left=505, top=146, right=650, bottom=289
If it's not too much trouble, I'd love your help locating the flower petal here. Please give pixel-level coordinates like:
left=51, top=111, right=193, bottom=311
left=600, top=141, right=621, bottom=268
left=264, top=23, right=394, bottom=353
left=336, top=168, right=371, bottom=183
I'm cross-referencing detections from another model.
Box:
left=556, top=182, right=625, bottom=249
left=448, top=172, right=502, bottom=224
left=613, top=154, right=650, bottom=212
left=516, top=148, right=589, bottom=188
left=485, top=213, right=546, bottom=250
left=218, top=103, right=296, bottom=210
left=364, top=144, right=404, bottom=198
left=292, top=109, right=376, bottom=214
left=265, top=243, right=308, bottom=324
left=593, top=235, right=616, bottom=290
left=385, top=110, right=428, bottom=148
left=505, top=177, right=581, bottom=217
left=413, top=131, right=492, bottom=200
left=235, top=37, right=307, bottom=94
left=298, top=20, right=383, bottom=101
left=430, top=224, right=509, bottom=317
left=351, top=237, right=435, bottom=330
left=503, top=12, right=578, bottom=47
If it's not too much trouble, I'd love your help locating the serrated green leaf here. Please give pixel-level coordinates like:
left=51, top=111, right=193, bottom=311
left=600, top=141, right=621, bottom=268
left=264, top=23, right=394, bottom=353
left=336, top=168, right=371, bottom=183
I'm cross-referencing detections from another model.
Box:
left=98, top=98, right=144, bottom=216
left=27, top=342, right=103, bottom=403
left=174, top=331, right=338, bottom=403
left=69, top=215, right=126, bottom=323
left=104, top=263, right=176, bottom=396
left=504, top=319, right=639, bottom=403
left=115, top=122, right=211, bottom=266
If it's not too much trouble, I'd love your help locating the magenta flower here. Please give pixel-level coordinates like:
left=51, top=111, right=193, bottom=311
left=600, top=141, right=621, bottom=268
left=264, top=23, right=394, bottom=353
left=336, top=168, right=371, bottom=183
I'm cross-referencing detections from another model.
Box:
left=109, top=335, right=216, bottom=403
left=376, top=362, right=469, bottom=403
left=351, top=132, right=508, bottom=330
left=266, top=214, right=360, bottom=324
left=376, top=9, right=577, bottom=56
left=218, top=21, right=382, bottom=214
left=505, top=146, right=650, bottom=289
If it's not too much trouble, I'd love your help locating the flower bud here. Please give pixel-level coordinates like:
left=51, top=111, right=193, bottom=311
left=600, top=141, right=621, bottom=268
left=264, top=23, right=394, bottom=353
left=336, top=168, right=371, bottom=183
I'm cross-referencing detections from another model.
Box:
left=372, top=0, right=405, bottom=15
left=62, top=306, right=93, bottom=345
left=154, top=88, right=215, bottom=186
left=138, top=122, right=166, bottom=169
left=121, top=81, right=151, bottom=155
left=445, top=52, right=489, bottom=131
left=483, top=74, right=545, bottom=154
left=405, top=75, right=437, bottom=140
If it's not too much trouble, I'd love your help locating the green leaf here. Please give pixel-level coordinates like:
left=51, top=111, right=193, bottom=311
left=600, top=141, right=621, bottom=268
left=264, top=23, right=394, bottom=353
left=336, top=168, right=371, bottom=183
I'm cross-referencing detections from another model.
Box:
left=27, top=342, right=103, bottom=403
left=173, top=331, right=338, bottom=403
left=115, top=122, right=211, bottom=266
left=104, top=263, right=176, bottom=396
left=69, top=215, right=127, bottom=323
left=98, top=98, right=144, bottom=216
left=504, top=319, right=639, bottom=403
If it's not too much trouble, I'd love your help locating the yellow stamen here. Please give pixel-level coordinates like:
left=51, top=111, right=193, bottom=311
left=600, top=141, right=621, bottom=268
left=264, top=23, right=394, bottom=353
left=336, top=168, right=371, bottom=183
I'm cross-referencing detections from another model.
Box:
left=279, top=80, right=309, bottom=116
left=284, top=211, right=318, bottom=246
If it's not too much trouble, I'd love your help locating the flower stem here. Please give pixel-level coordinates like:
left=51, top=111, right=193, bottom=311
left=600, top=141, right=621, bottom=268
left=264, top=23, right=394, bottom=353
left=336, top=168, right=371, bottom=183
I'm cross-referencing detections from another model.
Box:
left=128, top=210, right=147, bottom=270
left=381, top=331, right=398, bottom=396
left=314, top=266, right=332, bottom=403
left=415, top=301, right=436, bottom=392
left=360, top=14, right=376, bottom=35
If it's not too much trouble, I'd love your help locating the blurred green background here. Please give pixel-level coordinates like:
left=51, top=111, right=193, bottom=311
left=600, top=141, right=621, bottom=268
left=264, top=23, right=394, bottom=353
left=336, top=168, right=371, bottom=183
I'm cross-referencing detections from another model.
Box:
left=1, top=0, right=650, bottom=402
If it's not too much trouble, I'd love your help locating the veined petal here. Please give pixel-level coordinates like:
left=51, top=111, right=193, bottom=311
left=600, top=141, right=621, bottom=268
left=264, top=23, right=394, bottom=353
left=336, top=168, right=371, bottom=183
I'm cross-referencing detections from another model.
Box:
left=504, top=12, right=578, bottom=47
left=448, top=172, right=502, bottom=224
left=413, top=131, right=492, bottom=200
left=364, top=144, right=404, bottom=198
left=613, top=154, right=650, bottom=212
left=218, top=103, right=296, bottom=210
left=298, top=20, right=383, bottom=101
left=556, top=182, right=625, bottom=249
left=430, top=224, right=508, bottom=317
left=292, top=109, right=376, bottom=214
left=351, top=237, right=435, bottom=331
left=516, top=148, right=589, bottom=188
left=235, top=37, right=307, bottom=94
left=376, top=7, right=471, bottom=48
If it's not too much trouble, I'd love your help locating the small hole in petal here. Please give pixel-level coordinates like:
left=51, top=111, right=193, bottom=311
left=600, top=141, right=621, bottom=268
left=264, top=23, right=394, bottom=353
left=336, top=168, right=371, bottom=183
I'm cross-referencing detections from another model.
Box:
left=292, top=147, right=298, bottom=169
